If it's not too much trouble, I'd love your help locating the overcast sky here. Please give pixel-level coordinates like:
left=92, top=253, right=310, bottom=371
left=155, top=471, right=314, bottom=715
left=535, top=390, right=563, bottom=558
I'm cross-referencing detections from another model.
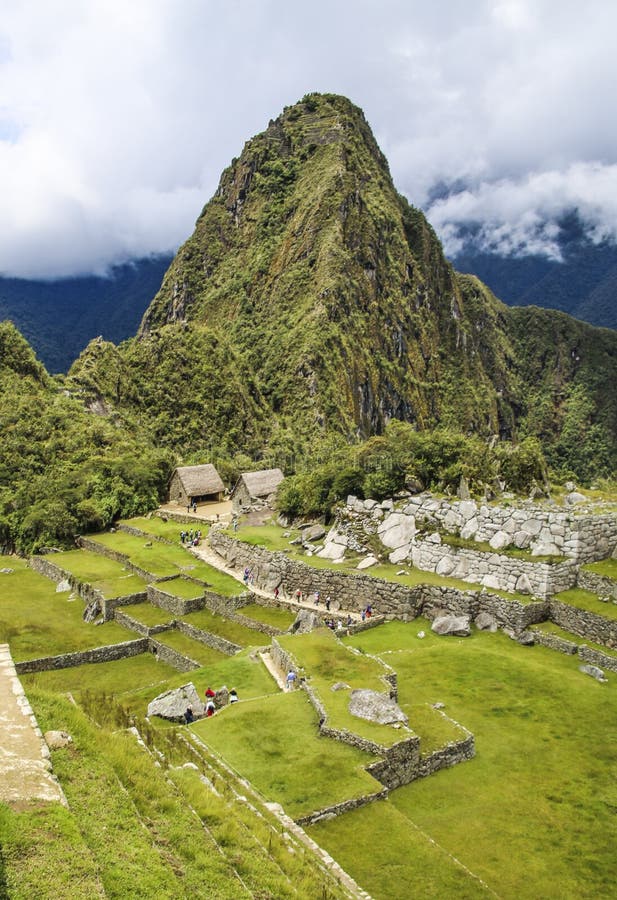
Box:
left=1, top=0, right=616, bottom=279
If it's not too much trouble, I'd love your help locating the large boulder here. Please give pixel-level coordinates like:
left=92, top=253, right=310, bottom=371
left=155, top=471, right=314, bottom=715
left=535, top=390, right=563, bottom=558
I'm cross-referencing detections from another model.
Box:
left=474, top=612, right=498, bottom=632
left=289, top=608, right=325, bottom=634
left=348, top=689, right=408, bottom=726
left=302, top=524, right=326, bottom=542
left=579, top=664, right=607, bottom=683
left=357, top=555, right=378, bottom=569
left=377, top=512, right=416, bottom=549
left=147, top=683, right=204, bottom=722
left=431, top=615, right=471, bottom=637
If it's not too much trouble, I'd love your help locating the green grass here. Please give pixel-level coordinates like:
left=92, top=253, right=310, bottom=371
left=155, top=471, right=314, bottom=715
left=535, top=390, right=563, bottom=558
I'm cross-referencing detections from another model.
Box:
left=192, top=692, right=382, bottom=817
left=89, top=531, right=197, bottom=577
left=0, top=558, right=134, bottom=661
left=23, top=690, right=245, bottom=899
left=119, top=515, right=199, bottom=541
left=156, top=576, right=205, bottom=600
left=278, top=629, right=408, bottom=746
left=582, top=558, right=617, bottom=580
left=239, top=602, right=296, bottom=629
left=309, top=799, right=491, bottom=899
left=181, top=608, right=267, bottom=647
left=0, top=801, right=105, bottom=899
left=120, top=601, right=175, bottom=627
left=310, top=629, right=617, bottom=899
left=41, top=548, right=148, bottom=598
left=21, top=652, right=178, bottom=698
left=154, top=630, right=230, bottom=667
left=554, top=587, right=617, bottom=621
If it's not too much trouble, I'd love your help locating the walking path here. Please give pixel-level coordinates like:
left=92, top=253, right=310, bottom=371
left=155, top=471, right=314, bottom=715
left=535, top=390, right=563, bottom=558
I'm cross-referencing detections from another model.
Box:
left=191, top=538, right=367, bottom=623
left=0, top=644, right=66, bottom=806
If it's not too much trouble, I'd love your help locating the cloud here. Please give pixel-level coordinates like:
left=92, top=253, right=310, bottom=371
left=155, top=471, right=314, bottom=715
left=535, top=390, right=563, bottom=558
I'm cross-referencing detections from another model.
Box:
left=0, top=0, right=616, bottom=277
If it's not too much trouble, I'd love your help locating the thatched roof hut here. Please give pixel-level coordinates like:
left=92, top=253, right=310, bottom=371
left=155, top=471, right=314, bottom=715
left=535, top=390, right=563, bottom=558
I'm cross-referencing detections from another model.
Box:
left=169, top=464, right=225, bottom=505
left=231, top=468, right=284, bottom=511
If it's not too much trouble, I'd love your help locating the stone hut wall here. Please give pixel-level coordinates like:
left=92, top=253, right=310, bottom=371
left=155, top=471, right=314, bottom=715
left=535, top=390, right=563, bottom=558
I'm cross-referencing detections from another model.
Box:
left=15, top=639, right=149, bottom=674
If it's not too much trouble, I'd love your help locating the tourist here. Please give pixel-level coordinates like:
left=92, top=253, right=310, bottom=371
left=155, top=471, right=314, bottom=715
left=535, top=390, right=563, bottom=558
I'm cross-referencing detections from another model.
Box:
left=361, top=609, right=366, bottom=622
left=243, top=567, right=250, bottom=585
left=205, top=686, right=216, bottom=699
left=184, top=706, right=194, bottom=724
left=295, top=589, right=302, bottom=603
left=230, top=689, right=238, bottom=703
left=366, top=604, right=373, bottom=618
left=286, top=670, right=297, bottom=691
left=346, top=614, right=353, bottom=626
left=314, top=590, right=320, bottom=606
left=273, top=586, right=280, bottom=600
left=325, top=595, right=331, bottom=611
left=205, top=700, right=216, bottom=717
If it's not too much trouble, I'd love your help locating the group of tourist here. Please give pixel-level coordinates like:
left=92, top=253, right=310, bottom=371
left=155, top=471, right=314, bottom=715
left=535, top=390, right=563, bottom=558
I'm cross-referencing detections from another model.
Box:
left=180, top=529, right=201, bottom=547
left=243, top=567, right=255, bottom=586
left=183, top=685, right=239, bottom=724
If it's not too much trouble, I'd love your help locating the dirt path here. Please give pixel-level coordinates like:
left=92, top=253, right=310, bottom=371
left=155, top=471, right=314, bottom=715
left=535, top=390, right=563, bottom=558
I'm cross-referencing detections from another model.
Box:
left=190, top=540, right=365, bottom=622
left=0, top=644, right=66, bottom=806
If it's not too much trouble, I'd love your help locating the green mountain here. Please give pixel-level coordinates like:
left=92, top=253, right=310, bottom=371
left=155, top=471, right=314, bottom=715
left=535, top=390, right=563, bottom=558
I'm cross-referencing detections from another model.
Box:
left=68, top=93, right=616, bottom=480
left=0, top=321, right=172, bottom=554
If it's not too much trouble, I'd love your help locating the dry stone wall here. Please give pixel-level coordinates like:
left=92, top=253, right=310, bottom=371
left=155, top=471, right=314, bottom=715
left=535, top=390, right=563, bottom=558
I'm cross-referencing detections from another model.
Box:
left=410, top=540, right=577, bottom=599
left=148, top=638, right=200, bottom=672
left=210, top=531, right=548, bottom=632
left=577, top=569, right=617, bottom=600
left=15, top=639, right=149, bottom=674
left=548, top=599, right=617, bottom=649
left=176, top=620, right=241, bottom=656
left=342, top=494, right=617, bottom=563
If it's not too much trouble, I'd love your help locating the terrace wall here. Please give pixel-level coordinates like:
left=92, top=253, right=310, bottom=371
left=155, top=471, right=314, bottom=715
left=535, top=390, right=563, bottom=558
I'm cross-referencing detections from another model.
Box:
left=549, top=599, right=617, bottom=649
left=14, top=639, right=149, bottom=674
left=577, top=569, right=617, bottom=600
left=529, top=629, right=617, bottom=673
left=210, top=532, right=548, bottom=633
left=147, top=583, right=206, bottom=616
left=148, top=638, right=200, bottom=672
left=176, top=621, right=241, bottom=656
left=347, top=495, right=617, bottom=563
left=410, top=541, right=577, bottom=599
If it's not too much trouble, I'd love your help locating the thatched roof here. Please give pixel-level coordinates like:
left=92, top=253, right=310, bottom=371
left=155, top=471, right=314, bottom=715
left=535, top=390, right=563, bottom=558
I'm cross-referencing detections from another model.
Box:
left=236, top=468, right=284, bottom=499
left=174, top=464, right=225, bottom=497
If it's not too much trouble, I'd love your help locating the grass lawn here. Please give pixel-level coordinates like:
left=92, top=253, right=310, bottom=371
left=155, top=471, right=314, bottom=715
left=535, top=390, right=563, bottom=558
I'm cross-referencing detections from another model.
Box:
left=310, top=627, right=617, bottom=899
left=125, top=648, right=280, bottom=715
left=309, top=798, right=491, bottom=899
left=21, top=652, right=178, bottom=698
left=192, top=691, right=382, bottom=817
left=89, top=531, right=196, bottom=578
left=181, top=608, right=267, bottom=647
left=553, top=587, right=617, bottom=621
left=239, top=602, right=296, bottom=629
left=278, top=629, right=409, bottom=746
left=154, top=630, right=230, bottom=667
left=582, top=558, right=617, bottom=580
left=156, top=576, right=205, bottom=600
left=42, top=548, right=148, bottom=598
left=0, top=559, right=133, bottom=661
left=119, top=515, right=198, bottom=542
left=120, top=602, right=175, bottom=627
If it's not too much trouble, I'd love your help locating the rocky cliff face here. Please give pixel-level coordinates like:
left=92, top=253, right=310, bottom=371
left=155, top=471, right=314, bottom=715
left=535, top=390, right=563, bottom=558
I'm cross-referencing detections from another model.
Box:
left=70, top=93, right=617, bottom=473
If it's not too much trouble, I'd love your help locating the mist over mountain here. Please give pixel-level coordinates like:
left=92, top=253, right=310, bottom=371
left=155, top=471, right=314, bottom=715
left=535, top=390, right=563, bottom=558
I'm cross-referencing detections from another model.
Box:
left=0, top=256, right=172, bottom=373
left=450, top=212, right=617, bottom=330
